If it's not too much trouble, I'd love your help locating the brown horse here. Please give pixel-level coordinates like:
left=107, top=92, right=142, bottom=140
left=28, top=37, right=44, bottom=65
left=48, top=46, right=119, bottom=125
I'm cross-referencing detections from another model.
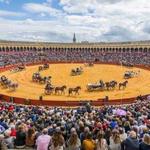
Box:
left=55, top=85, right=67, bottom=95
left=68, top=86, right=81, bottom=95
left=119, top=81, right=128, bottom=90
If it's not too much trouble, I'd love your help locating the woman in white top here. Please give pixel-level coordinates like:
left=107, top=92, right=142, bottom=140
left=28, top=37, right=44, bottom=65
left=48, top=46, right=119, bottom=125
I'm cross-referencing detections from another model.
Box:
left=96, top=130, right=108, bottom=150
left=119, top=128, right=127, bottom=142
left=67, top=132, right=81, bottom=150
left=109, top=129, right=121, bottom=150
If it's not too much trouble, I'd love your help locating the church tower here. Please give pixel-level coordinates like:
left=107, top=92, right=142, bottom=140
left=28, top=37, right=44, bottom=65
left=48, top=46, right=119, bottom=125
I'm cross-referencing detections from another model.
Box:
left=73, top=33, right=76, bottom=43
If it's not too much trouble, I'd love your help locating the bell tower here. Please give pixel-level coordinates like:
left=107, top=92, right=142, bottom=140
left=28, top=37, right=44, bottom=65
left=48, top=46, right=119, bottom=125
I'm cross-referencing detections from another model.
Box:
left=73, top=33, right=76, bottom=43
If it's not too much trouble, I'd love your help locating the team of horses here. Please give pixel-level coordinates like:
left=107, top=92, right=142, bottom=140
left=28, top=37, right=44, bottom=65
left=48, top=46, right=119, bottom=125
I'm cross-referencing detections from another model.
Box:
left=44, top=83, right=81, bottom=95
left=87, top=80, right=128, bottom=91
left=0, top=75, right=18, bottom=91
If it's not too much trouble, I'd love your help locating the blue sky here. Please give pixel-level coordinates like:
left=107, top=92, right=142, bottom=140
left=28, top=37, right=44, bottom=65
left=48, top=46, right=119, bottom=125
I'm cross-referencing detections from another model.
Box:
left=0, top=0, right=150, bottom=42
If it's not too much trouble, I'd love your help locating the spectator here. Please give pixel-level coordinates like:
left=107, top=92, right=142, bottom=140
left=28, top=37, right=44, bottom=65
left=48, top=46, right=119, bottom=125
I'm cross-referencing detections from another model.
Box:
left=4, top=130, right=14, bottom=149
left=50, top=127, right=65, bottom=150
left=0, top=134, right=7, bottom=150
left=139, top=134, right=150, bottom=150
left=15, top=125, right=26, bottom=149
left=36, top=128, right=51, bottom=150
left=96, top=131, right=108, bottom=150
left=109, top=129, right=121, bottom=150
left=121, top=131, right=139, bottom=150
left=67, top=131, right=81, bottom=150
left=26, top=127, right=36, bottom=148
left=82, top=132, right=96, bottom=150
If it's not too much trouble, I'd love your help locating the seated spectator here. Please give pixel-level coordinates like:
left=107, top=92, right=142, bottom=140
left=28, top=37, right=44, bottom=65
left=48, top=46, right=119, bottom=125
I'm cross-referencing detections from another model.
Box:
left=10, top=125, right=16, bottom=137
left=82, top=132, right=96, bottom=150
left=119, top=128, right=127, bottom=142
left=0, top=134, right=7, bottom=150
left=26, top=127, right=36, bottom=148
left=67, top=130, right=81, bottom=150
left=15, top=125, right=26, bottom=149
left=139, top=134, right=150, bottom=150
left=36, top=128, right=51, bottom=150
left=4, top=130, right=14, bottom=149
left=96, top=131, right=108, bottom=150
left=109, top=129, right=121, bottom=150
left=50, top=127, right=65, bottom=150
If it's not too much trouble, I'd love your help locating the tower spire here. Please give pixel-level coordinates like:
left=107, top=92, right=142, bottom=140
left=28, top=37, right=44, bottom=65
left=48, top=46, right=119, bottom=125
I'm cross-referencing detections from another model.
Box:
left=73, top=33, right=76, bottom=43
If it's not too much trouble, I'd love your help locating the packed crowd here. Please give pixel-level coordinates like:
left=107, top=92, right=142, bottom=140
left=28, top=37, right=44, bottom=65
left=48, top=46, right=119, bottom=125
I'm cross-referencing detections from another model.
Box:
left=0, top=97, right=150, bottom=150
left=0, top=49, right=149, bottom=67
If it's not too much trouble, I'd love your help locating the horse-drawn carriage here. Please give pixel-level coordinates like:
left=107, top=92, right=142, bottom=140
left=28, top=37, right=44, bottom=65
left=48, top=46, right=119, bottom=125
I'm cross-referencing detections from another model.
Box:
left=0, top=75, right=18, bottom=91
left=44, top=83, right=67, bottom=95
left=10, top=64, right=25, bottom=73
left=87, top=80, right=105, bottom=91
left=32, top=72, right=51, bottom=84
left=38, top=63, right=49, bottom=72
left=70, top=67, right=83, bottom=76
left=123, top=71, right=140, bottom=79
left=84, top=62, right=94, bottom=67
left=121, top=61, right=134, bottom=68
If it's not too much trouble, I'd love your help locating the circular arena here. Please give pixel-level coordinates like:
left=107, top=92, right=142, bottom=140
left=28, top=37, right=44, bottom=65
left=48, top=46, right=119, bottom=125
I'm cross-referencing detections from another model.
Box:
left=0, top=41, right=150, bottom=106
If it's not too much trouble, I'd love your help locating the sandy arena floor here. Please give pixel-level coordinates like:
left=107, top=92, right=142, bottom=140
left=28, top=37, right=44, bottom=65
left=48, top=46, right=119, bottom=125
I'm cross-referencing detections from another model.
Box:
left=0, top=63, right=150, bottom=101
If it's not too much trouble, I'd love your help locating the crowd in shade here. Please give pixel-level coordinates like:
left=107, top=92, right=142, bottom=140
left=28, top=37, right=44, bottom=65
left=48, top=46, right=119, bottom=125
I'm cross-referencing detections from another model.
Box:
left=0, top=98, right=150, bottom=150
left=0, top=49, right=150, bottom=66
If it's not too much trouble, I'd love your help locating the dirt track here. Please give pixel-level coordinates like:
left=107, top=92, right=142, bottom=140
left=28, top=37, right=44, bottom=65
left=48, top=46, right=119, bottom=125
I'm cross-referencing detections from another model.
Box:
left=0, top=63, right=150, bottom=101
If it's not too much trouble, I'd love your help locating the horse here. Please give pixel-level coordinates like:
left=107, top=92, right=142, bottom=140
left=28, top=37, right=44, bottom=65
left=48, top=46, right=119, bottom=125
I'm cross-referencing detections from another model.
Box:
left=8, top=83, right=18, bottom=91
left=55, top=85, right=67, bottom=95
left=119, top=81, right=128, bottom=90
left=68, top=86, right=81, bottom=95
left=109, top=81, right=117, bottom=89
left=105, top=82, right=111, bottom=90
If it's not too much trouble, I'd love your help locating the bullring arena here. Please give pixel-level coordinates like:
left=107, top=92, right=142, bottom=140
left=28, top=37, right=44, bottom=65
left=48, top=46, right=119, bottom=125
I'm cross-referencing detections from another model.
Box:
left=0, top=40, right=150, bottom=106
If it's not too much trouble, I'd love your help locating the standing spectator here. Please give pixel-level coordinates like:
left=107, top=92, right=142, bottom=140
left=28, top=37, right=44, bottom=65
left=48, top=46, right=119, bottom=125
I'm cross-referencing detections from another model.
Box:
left=121, top=131, right=139, bottom=150
left=139, top=134, right=150, bottom=150
left=36, top=128, right=51, bottom=150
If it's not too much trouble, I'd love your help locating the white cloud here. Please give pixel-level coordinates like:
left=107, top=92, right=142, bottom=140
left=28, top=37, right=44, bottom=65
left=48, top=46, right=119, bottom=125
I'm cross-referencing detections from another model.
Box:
left=0, top=0, right=150, bottom=42
left=0, top=10, right=24, bottom=17
left=23, top=3, right=63, bottom=17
